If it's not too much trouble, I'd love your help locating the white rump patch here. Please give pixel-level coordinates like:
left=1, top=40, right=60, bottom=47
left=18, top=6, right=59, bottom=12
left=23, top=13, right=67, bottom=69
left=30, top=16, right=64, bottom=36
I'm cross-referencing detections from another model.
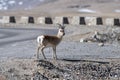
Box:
left=37, top=35, right=44, bottom=43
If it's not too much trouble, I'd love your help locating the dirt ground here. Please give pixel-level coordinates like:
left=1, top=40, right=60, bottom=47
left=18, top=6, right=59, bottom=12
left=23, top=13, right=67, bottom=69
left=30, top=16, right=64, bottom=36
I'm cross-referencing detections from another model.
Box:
left=1, top=0, right=120, bottom=17
left=0, top=58, right=120, bottom=80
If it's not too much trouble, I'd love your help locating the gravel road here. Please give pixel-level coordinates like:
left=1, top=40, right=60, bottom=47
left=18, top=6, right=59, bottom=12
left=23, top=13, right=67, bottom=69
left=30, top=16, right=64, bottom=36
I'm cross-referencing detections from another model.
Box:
left=0, top=25, right=120, bottom=60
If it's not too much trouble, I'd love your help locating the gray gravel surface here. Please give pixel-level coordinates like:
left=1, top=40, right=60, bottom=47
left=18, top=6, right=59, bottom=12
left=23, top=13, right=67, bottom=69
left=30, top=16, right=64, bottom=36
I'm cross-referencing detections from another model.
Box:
left=0, top=26, right=120, bottom=60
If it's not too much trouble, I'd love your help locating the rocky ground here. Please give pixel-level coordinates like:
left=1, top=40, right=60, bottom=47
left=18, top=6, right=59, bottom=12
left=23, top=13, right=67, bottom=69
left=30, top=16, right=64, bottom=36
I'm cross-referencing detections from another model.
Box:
left=0, top=58, right=120, bottom=80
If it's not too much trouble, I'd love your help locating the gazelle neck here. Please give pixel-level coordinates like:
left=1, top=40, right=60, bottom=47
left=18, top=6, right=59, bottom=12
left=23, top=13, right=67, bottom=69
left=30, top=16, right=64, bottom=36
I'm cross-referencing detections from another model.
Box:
left=57, top=34, right=63, bottom=38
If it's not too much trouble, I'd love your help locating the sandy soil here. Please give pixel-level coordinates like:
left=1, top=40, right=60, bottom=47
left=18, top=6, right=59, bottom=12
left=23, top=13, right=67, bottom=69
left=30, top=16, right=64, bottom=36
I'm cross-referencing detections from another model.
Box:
left=0, top=0, right=120, bottom=17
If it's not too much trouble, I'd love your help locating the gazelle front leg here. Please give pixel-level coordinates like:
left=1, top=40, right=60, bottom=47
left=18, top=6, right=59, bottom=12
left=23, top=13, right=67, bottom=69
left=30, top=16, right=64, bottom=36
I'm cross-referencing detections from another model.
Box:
left=52, top=46, right=57, bottom=59
left=40, top=46, right=46, bottom=59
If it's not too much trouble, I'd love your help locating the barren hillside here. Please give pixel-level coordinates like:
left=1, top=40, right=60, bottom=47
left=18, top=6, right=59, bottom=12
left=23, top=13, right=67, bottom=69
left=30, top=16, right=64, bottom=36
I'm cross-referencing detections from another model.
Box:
left=0, top=0, right=120, bottom=17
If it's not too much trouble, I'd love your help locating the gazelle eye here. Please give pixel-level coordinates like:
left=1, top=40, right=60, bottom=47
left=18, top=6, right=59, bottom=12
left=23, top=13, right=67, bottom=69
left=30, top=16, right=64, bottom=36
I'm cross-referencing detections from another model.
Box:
left=60, top=30, right=64, bottom=32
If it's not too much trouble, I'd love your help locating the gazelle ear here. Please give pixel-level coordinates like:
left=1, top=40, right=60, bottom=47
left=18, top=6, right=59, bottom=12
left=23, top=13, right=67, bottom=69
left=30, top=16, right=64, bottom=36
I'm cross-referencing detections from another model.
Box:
left=57, top=23, right=62, bottom=27
left=56, top=23, right=62, bottom=29
left=56, top=23, right=65, bottom=29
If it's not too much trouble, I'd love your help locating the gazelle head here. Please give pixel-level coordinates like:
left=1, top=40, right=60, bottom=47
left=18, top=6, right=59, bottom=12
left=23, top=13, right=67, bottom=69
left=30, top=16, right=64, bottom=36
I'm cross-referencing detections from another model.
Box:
left=57, top=24, right=65, bottom=38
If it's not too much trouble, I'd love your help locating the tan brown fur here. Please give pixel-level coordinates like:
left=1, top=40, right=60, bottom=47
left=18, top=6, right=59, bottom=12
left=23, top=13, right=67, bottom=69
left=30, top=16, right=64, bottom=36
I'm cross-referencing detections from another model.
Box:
left=36, top=24, right=65, bottom=59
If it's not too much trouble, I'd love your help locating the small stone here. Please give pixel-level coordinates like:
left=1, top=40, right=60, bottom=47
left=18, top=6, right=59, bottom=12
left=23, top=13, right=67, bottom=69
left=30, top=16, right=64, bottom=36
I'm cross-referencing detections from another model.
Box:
left=98, top=43, right=104, bottom=46
left=52, top=78, right=59, bottom=80
left=80, top=38, right=87, bottom=42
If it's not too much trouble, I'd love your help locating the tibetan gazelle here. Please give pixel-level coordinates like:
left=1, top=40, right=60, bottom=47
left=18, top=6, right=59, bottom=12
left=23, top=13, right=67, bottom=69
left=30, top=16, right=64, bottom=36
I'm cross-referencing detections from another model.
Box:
left=37, top=24, right=65, bottom=59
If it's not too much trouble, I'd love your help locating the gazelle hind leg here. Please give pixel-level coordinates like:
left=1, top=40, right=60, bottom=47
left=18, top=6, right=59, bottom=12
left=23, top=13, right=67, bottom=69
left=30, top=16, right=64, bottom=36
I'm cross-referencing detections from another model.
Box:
left=37, top=46, right=40, bottom=59
left=40, top=46, right=46, bottom=59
